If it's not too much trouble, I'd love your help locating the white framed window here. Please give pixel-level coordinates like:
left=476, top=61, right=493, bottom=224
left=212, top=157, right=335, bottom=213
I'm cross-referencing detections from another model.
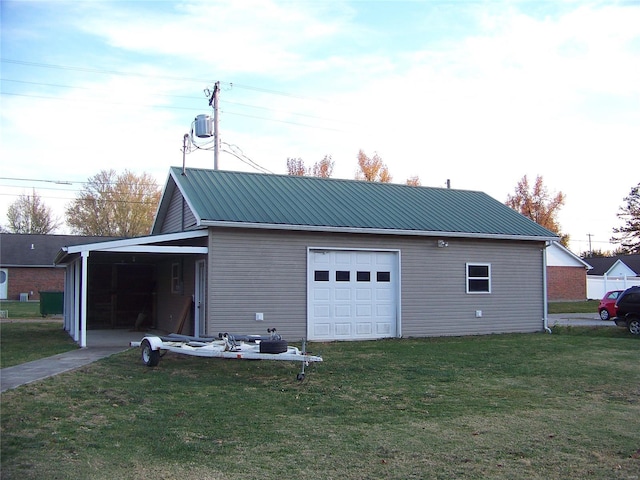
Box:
left=171, top=262, right=182, bottom=294
left=466, top=263, right=491, bottom=294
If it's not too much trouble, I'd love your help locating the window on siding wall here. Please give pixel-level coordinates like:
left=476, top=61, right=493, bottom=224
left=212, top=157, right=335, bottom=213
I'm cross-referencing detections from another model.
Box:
left=466, top=263, right=491, bottom=293
left=171, top=263, right=182, bottom=294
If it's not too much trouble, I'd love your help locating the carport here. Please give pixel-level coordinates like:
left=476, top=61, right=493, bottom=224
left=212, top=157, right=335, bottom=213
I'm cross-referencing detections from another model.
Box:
left=54, top=231, right=208, bottom=347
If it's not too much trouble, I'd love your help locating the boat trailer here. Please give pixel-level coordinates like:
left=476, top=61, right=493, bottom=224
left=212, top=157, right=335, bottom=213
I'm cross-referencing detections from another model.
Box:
left=131, top=328, right=322, bottom=381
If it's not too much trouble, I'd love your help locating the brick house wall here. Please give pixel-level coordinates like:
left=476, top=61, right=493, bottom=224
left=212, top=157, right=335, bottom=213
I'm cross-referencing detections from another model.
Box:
left=5, top=267, right=64, bottom=301
left=547, top=266, right=586, bottom=301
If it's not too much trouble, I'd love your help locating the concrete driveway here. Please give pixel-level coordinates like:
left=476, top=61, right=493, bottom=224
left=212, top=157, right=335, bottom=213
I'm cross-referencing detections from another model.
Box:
left=1, top=325, right=147, bottom=393
left=547, top=313, right=615, bottom=327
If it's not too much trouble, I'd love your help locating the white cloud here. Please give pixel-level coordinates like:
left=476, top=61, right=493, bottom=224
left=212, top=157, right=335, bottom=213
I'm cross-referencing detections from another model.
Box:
left=1, top=1, right=638, bottom=251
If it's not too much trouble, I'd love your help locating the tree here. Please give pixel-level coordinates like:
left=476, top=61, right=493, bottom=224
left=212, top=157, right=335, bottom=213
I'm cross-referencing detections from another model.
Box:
left=65, top=169, right=161, bottom=237
left=611, top=183, right=640, bottom=254
left=406, top=176, right=421, bottom=187
left=311, top=155, right=334, bottom=178
left=355, top=150, right=392, bottom=183
left=6, top=190, right=60, bottom=234
left=286, top=157, right=306, bottom=176
left=286, top=155, right=334, bottom=178
left=506, top=175, right=568, bottom=245
left=580, top=248, right=613, bottom=259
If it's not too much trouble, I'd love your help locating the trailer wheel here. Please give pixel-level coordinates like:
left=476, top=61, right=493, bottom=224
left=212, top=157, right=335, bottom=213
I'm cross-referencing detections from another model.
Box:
left=141, top=339, right=160, bottom=367
left=259, top=339, right=288, bottom=354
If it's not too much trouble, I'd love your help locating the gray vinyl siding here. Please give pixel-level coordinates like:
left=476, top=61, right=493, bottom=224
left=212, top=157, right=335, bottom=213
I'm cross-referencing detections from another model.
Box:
left=206, top=228, right=546, bottom=339
left=159, top=187, right=197, bottom=233
left=401, top=240, right=544, bottom=337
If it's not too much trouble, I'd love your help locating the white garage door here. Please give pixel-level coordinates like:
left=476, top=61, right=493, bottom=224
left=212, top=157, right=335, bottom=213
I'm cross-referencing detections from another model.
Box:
left=308, top=249, right=399, bottom=341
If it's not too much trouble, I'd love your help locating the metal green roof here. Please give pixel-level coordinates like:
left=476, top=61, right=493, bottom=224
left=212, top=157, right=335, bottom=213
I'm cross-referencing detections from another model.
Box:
left=160, top=167, right=557, bottom=240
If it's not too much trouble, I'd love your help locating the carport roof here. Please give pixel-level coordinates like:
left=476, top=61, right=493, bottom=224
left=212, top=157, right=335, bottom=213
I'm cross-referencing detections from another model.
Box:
left=53, top=230, right=208, bottom=265
left=154, top=167, right=558, bottom=241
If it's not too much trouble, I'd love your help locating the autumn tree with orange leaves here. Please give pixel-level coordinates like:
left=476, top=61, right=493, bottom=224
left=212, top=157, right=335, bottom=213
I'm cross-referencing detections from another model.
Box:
left=506, top=175, right=568, bottom=246
left=286, top=155, right=334, bottom=178
left=355, top=150, right=392, bottom=183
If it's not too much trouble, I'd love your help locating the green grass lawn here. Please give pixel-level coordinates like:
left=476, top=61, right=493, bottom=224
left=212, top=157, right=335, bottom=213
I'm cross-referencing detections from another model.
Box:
left=0, top=322, right=78, bottom=368
left=0, top=301, right=42, bottom=319
left=1, top=327, right=638, bottom=479
left=548, top=299, right=600, bottom=314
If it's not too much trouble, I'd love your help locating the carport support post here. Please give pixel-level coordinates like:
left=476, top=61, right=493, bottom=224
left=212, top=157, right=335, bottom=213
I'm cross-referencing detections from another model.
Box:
left=80, top=251, right=89, bottom=348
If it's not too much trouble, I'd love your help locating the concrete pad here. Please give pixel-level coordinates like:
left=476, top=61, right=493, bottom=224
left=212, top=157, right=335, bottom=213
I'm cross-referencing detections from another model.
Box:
left=1, top=346, right=127, bottom=393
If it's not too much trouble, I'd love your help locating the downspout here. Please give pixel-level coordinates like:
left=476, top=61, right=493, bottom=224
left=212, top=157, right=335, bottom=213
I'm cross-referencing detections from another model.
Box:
left=542, top=241, right=552, bottom=334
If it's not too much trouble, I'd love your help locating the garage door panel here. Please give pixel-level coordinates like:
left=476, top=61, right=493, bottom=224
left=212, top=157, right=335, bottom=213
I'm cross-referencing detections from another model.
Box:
left=356, top=323, right=372, bottom=335
left=335, top=288, right=351, bottom=301
left=356, top=252, right=373, bottom=265
left=314, top=288, right=330, bottom=301
left=376, top=322, right=392, bottom=335
left=356, top=288, right=372, bottom=300
left=314, top=323, right=331, bottom=337
left=356, top=304, right=372, bottom=316
left=376, top=253, right=392, bottom=265
left=335, top=323, right=351, bottom=336
left=376, top=288, right=392, bottom=301
left=335, top=252, right=352, bottom=265
left=335, top=305, right=351, bottom=317
left=314, top=254, right=330, bottom=266
left=314, top=305, right=330, bottom=317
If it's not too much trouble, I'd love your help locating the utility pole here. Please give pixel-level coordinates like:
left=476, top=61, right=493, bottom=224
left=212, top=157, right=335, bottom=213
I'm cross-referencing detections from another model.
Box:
left=207, top=81, right=220, bottom=170
left=587, top=233, right=593, bottom=255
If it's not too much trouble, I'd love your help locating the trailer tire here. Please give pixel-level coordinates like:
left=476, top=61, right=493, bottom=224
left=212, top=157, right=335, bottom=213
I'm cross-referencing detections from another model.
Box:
left=141, top=339, right=160, bottom=367
left=259, top=339, right=288, bottom=354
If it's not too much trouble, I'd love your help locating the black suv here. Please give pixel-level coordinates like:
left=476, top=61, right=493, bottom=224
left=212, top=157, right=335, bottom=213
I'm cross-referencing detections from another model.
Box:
left=614, top=286, right=640, bottom=335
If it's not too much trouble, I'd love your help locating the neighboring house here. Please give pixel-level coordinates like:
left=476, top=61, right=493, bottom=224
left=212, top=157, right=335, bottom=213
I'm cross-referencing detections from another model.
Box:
left=55, top=167, right=559, bottom=347
left=585, top=254, right=640, bottom=299
left=0, top=234, right=118, bottom=301
left=545, top=241, right=592, bottom=301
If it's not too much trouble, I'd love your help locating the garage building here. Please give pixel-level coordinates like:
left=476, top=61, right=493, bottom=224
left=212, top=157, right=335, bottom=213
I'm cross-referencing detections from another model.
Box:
left=56, top=167, right=558, bottom=346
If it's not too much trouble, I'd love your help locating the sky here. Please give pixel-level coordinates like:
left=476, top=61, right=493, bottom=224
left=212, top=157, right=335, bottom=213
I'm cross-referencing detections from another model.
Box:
left=1, top=0, right=638, bottom=255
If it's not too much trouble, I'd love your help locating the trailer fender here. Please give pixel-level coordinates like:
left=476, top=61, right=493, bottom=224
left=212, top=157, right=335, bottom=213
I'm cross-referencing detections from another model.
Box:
left=143, top=336, right=164, bottom=351
left=141, top=337, right=162, bottom=367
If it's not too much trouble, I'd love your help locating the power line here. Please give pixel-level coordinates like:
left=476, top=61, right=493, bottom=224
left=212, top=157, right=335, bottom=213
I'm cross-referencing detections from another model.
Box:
left=0, top=191, right=158, bottom=206
left=0, top=176, right=160, bottom=187
left=1, top=58, right=333, bottom=102
left=1, top=58, right=212, bottom=84
left=3, top=77, right=353, bottom=126
left=0, top=91, right=348, bottom=132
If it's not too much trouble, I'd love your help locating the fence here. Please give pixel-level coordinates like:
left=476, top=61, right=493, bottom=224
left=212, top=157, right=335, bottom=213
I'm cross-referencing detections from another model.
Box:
left=587, top=275, right=640, bottom=300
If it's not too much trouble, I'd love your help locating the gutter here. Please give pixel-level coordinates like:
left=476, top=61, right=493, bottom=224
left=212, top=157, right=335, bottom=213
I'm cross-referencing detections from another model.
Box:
left=200, top=219, right=559, bottom=243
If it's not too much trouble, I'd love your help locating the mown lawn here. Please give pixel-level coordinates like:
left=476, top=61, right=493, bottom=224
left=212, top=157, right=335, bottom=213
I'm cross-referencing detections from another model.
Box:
left=0, top=301, right=42, bottom=319
left=1, top=326, right=638, bottom=480
left=548, top=299, right=600, bottom=314
left=0, top=322, right=77, bottom=368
